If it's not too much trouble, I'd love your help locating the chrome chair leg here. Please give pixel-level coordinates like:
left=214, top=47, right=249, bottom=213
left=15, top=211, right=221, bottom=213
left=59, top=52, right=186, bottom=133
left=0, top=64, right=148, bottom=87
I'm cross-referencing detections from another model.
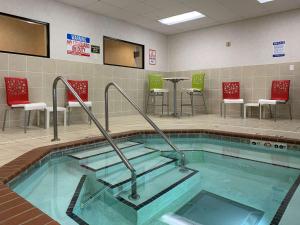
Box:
left=146, top=93, right=150, bottom=113
left=269, top=105, right=273, bottom=118
left=27, top=111, right=31, bottom=126
left=161, top=93, right=164, bottom=116
left=167, top=93, right=170, bottom=115
left=180, top=92, right=183, bottom=116
left=240, top=104, right=243, bottom=118
left=67, top=107, right=71, bottom=126
left=274, top=105, right=277, bottom=122
left=224, top=104, right=226, bottom=118
left=190, top=94, right=194, bottom=116
left=2, top=109, right=8, bottom=131
left=89, top=106, right=92, bottom=125
left=24, top=111, right=27, bottom=133
left=153, top=94, right=156, bottom=114
left=289, top=104, right=292, bottom=120
left=220, top=102, right=223, bottom=117
left=202, top=93, right=207, bottom=113
left=44, top=109, right=47, bottom=129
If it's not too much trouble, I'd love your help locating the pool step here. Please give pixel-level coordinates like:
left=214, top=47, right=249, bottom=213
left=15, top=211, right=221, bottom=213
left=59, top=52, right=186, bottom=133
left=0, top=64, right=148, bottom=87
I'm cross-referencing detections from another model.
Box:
left=115, top=165, right=198, bottom=224
left=81, top=145, right=158, bottom=172
left=116, top=165, right=197, bottom=208
left=67, top=140, right=200, bottom=225
left=68, top=141, right=140, bottom=160
left=97, top=155, right=176, bottom=189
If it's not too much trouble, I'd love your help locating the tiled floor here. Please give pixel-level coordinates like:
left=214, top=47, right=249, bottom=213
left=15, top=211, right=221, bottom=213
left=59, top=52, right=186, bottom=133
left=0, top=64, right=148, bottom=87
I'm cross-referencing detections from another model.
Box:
left=1, top=113, right=300, bottom=167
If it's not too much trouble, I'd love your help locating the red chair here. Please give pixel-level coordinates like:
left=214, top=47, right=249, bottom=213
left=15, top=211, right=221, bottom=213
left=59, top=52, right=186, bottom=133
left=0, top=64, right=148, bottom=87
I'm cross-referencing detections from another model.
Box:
left=66, top=80, right=92, bottom=125
left=3, top=77, right=47, bottom=133
left=259, top=80, right=292, bottom=121
left=220, top=82, right=244, bottom=118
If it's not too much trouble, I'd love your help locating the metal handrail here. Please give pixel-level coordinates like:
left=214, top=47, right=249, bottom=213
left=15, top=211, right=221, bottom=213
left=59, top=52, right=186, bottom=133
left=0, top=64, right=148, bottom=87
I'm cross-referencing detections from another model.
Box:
left=105, top=82, right=186, bottom=169
left=51, top=76, right=139, bottom=199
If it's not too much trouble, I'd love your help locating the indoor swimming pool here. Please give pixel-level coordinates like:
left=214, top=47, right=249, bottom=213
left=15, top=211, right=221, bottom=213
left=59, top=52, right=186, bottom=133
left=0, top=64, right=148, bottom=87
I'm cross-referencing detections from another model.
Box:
left=10, top=135, right=300, bottom=225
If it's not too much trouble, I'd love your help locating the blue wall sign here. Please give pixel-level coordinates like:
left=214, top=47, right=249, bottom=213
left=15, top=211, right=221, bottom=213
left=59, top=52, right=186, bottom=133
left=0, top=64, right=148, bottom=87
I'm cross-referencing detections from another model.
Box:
left=67, top=33, right=91, bottom=57
left=273, top=41, right=285, bottom=58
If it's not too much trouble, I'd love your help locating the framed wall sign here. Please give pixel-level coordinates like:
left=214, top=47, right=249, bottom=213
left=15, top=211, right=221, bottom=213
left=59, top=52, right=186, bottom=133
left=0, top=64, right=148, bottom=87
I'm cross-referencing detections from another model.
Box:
left=149, top=49, right=156, bottom=65
left=67, top=33, right=91, bottom=57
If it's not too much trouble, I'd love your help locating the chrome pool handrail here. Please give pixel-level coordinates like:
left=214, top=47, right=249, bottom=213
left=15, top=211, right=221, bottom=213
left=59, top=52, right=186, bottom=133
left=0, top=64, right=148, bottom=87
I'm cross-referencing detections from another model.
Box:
left=51, top=76, right=139, bottom=199
left=105, top=82, right=186, bottom=168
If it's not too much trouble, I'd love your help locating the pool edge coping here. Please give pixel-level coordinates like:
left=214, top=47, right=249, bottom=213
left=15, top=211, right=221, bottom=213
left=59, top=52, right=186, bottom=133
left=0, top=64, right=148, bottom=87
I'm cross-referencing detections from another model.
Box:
left=1, top=128, right=300, bottom=225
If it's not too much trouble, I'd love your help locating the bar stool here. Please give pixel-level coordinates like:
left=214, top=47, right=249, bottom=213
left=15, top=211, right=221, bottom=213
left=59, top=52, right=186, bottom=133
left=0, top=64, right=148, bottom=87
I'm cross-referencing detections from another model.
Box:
left=146, top=73, right=169, bottom=115
left=181, top=72, right=207, bottom=116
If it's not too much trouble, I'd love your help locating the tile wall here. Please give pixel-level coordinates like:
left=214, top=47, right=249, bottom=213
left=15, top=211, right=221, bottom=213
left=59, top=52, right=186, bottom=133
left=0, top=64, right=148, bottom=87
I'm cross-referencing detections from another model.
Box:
left=1, top=52, right=299, bottom=129
left=0, top=53, right=162, bottom=128
left=168, top=63, right=300, bottom=118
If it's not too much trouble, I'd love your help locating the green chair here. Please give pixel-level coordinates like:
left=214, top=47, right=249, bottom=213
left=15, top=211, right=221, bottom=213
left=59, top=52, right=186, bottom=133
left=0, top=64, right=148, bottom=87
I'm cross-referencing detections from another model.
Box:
left=180, top=72, right=207, bottom=116
left=146, top=73, right=169, bottom=115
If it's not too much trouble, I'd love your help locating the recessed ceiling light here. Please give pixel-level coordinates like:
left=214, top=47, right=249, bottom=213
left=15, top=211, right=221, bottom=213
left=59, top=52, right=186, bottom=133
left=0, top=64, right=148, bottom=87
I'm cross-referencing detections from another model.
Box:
left=257, top=0, right=274, bottom=3
left=158, top=11, right=205, bottom=26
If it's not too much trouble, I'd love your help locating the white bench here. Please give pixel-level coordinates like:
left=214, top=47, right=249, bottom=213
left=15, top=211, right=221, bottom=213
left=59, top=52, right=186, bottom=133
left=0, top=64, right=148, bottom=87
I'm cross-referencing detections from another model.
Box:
left=45, top=107, right=67, bottom=129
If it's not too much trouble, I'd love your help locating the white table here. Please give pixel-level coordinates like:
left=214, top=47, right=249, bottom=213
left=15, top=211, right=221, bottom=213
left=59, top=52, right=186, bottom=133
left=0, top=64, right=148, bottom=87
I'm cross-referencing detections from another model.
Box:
left=244, top=103, right=259, bottom=119
left=164, top=77, right=190, bottom=117
left=45, top=107, right=67, bottom=129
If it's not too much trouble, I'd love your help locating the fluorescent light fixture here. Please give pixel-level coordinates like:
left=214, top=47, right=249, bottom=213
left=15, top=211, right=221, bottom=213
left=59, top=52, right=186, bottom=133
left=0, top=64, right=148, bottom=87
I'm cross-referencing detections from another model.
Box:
left=159, top=11, right=205, bottom=25
left=257, top=0, right=273, bottom=3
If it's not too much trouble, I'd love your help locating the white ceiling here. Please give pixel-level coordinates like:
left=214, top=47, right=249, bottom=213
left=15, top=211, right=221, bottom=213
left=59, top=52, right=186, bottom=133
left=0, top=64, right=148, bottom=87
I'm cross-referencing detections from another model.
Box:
left=55, top=0, right=300, bottom=34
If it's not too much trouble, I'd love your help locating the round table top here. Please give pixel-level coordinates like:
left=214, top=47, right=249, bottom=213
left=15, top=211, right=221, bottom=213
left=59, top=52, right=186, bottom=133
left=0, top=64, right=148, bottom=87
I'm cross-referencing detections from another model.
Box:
left=163, top=77, right=190, bottom=82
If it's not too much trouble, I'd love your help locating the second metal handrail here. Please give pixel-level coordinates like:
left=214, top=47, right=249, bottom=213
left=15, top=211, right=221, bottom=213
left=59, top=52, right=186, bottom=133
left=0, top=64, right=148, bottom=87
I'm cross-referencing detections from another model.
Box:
left=52, top=76, right=139, bottom=199
left=105, top=82, right=186, bottom=169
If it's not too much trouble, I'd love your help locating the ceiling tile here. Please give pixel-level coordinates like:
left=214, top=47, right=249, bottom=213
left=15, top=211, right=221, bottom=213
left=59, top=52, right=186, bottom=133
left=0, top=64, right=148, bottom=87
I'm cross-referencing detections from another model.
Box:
left=55, top=0, right=300, bottom=34
left=57, top=0, right=98, bottom=8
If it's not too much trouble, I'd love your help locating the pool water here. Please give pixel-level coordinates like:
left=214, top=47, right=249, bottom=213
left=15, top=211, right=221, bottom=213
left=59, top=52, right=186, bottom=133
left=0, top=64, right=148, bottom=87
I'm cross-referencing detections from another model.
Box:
left=174, top=191, right=264, bottom=225
left=11, top=136, right=300, bottom=225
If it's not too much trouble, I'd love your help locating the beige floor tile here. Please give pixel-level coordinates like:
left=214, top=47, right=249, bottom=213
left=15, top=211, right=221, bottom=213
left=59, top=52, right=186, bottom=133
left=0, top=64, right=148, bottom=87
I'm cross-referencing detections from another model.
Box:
left=0, top=113, right=300, bottom=167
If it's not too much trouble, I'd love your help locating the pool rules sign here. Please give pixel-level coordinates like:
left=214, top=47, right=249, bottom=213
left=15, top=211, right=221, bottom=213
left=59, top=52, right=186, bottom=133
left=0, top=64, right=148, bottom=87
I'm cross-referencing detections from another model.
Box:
left=67, top=33, right=91, bottom=57
left=273, top=41, right=285, bottom=58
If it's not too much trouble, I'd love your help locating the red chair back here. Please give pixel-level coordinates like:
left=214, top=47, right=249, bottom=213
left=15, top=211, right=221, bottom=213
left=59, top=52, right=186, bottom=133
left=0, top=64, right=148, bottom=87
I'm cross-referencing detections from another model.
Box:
left=271, top=80, right=290, bottom=101
left=4, top=77, right=30, bottom=106
left=222, top=82, right=240, bottom=99
left=67, top=80, right=89, bottom=102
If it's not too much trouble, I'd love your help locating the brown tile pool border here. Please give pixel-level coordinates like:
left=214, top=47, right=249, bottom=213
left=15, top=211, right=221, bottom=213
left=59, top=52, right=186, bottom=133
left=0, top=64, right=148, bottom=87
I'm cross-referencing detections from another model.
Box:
left=1, top=129, right=300, bottom=224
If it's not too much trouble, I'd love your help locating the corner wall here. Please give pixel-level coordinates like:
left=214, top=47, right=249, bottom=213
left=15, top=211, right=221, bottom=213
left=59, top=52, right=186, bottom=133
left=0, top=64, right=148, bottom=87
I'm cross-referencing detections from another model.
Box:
left=168, top=9, right=300, bottom=71
left=166, top=9, right=300, bottom=119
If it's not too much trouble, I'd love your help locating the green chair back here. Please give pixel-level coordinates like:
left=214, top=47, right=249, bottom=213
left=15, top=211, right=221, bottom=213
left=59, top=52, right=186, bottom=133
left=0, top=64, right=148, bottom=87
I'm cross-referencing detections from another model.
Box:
left=148, top=73, right=164, bottom=90
left=192, top=72, right=205, bottom=91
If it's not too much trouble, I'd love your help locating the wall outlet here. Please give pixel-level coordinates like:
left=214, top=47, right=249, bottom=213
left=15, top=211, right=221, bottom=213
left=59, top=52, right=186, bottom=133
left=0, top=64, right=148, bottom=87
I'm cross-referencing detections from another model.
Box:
left=289, top=64, right=295, bottom=71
